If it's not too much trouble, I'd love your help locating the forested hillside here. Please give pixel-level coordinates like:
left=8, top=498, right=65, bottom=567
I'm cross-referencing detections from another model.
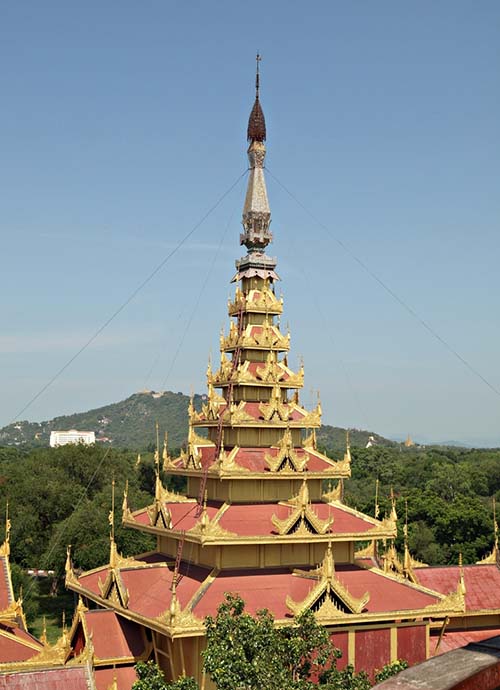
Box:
left=0, top=391, right=395, bottom=453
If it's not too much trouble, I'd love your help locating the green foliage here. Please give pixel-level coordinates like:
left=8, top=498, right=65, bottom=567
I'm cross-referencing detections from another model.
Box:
left=132, top=662, right=198, bottom=690
left=0, top=445, right=155, bottom=575
left=320, top=665, right=371, bottom=690
left=374, top=660, right=409, bottom=682
left=0, top=392, right=205, bottom=450
left=133, top=661, right=167, bottom=690
left=203, top=593, right=374, bottom=690
left=10, top=563, right=39, bottom=623
left=345, top=445, right=500, bottom=564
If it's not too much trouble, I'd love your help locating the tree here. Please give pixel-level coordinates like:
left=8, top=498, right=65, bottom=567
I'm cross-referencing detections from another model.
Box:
left=202, top=593, right=376, bottom=690
left=132, top=661, right=198, bottom=690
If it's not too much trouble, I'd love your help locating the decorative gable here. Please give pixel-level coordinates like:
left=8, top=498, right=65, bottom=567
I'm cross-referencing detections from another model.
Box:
left=287, top=544, right=369, bottom=620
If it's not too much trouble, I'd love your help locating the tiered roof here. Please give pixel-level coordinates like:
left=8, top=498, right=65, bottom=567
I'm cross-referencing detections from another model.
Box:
left=64, top=58, right=464, bottom=647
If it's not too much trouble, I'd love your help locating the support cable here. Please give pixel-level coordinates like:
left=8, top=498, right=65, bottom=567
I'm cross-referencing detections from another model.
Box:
left=25, top=170, right=247, bottom=589
left=266, top=168, right=500, bottom=400
left=10, top=169, right=249, bottom=425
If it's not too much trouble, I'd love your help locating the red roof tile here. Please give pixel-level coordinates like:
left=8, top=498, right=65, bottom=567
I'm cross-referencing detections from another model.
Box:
left=0, top=557, right=12, bottom=610
left=0, top=624, right=42, bottom=663
left=216, top=502, right=379, bottom=537
left=192, top=565, right=440, bottom=620
left=78, top=559, right=209, bottom=619
left=76, top=555, right=441, bottom=624
left=415, top=564, right=500, bottom=612
left=0, top=666, right=92, bottom=689
left=83, top=609, right=146, bottom=660
left=433, top=628, right=500, bottom=655
left=131, top=499, right=380, bottom=539
left=94, top=665, right=138, bottom=690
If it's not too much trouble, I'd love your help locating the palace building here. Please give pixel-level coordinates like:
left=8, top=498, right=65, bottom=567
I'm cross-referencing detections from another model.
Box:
left=3, top=61, right=500, bottom=689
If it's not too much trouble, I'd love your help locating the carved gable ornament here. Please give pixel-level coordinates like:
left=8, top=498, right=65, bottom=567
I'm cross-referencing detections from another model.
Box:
left=287, top=544, right=369, bottom=620
left=272, top=479, right=333, bottom=536
left=265, top=427, right=307, bottom=472
left=98, top=568, right=130, bottom=609
left=259, top=384, right=290, bottom=422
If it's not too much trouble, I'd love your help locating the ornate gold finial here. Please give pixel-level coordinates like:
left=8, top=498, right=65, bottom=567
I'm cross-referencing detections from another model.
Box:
left=109, top=477, right=115, bottom=543
left=458, top=552, right=466, bottom=596
left=65, top=545, right=72, bottom=576
left=403, top=498, right=411, bottom=574
left=298, top=477, right=309, bottom=508
left=476, top=497, right=500, bottom=564
left=155, top=421, right=160, bottom=469
left=390, top=487, right=398, bottom=522
left=107, top=671, right=119, bottom=690
left=0, top=501, right=11, bottom=557
left=374, top=479, right=380, bottom=519
left=40, top=616, right=48, bottom=646
left=135, top=452, right=141, bottom=468
left=122, top=480, right=130, bottom=518
left=494, top=497, right=498, bottom=552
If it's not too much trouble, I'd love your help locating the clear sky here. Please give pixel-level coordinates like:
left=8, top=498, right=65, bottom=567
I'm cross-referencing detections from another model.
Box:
left=1, top=1, right=499, bottom=445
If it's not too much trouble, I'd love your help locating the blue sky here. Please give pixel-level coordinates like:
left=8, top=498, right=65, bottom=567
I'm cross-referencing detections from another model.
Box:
left=1, top=1, right=499, bottom=445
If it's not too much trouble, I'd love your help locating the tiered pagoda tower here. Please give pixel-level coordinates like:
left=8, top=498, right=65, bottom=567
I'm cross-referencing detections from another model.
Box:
left=63, top=60, right=466, bottom=685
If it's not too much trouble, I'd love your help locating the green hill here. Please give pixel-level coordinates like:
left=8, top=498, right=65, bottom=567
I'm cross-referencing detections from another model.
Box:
left=0, top=391, right=395, bottom=453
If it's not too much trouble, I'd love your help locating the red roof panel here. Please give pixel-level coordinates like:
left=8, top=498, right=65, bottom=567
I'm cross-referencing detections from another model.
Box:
left=192, top=565, right=440, bottom=620
left=0, top=666, right=91, bottom=689
left=217, top=502, right=378, bottom=537
left=415, top=564, right=500, bottom=612
left=433, top=628, right=500, bottom=655
left=94, top=665, right=138, bottom=690
left=83, top=609, right=146, bottom=660
left=0, top=557, right=12, bottom=610
left=78, top=559, right=210, bottom=619
left=0, top=625, right=42, bottom=663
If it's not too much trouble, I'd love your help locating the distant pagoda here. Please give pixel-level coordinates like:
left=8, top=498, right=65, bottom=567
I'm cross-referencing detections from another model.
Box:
left=61, top=58, right=466, bottom=685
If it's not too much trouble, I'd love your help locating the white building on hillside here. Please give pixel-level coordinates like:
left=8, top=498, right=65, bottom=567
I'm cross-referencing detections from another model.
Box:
left=49, top=430, right=95, bottom=447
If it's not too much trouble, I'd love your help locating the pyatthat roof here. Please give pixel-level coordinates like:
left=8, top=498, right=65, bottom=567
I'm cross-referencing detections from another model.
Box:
left=415, top=564, right=500, bottom=613
left=168, top=444, right=346, bottom=477
left=128, top=499, right=394, bottom=543
left=68, top=551, right=457, bottom=635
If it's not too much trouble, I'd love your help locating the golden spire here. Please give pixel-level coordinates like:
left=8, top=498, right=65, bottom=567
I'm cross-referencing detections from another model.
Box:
left=0, top=501, right=11, bottom=557
left=390, top=487, right=398, bottom=522
left=65, top=545, right=72, bottom=576
left=458, top=552, right=466, bottom=596
left=343, top=428, right=351, bottom=464
left=40, top=616, right=48, bottom=646
left=403, top=498, right=411, bottom=574
left=108, top=477, right=118, bottom=568
left=135, top=452, right=141, bottom=468
left=493, top=496, right=498, bottom=555
left=122, top=479, right=129, bottom=518
left=154, top=421, right=160, bottom=467
left=374, top=479, right=380, bottom=519
left=476, top=497, right=499, bottom=564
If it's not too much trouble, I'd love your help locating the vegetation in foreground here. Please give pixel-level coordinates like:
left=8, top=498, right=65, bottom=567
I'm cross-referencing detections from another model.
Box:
left=132, top=594, right=408, bottom=690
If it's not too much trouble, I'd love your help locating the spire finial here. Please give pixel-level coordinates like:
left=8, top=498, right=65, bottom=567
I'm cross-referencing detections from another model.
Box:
left=247, top=54, right=266, bottom=142
left=256, top=52, right=261, bottom=98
